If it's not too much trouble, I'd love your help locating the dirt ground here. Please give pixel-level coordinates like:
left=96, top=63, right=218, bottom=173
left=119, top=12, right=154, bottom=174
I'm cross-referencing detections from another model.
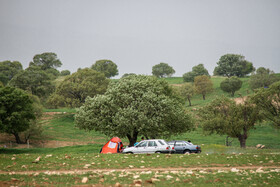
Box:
left=0, top=166, right=280, bottom=175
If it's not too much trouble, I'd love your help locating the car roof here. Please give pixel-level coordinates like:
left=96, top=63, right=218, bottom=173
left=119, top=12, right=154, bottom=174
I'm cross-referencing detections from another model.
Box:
left=168, top=140, right=186, bottom=142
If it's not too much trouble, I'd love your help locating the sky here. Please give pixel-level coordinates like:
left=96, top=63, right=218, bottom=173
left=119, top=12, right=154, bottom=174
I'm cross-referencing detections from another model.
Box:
left=0, top=0, right=279, bottom=78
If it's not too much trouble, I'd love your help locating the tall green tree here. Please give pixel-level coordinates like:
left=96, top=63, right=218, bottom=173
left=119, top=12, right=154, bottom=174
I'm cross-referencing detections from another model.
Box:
left=75, top=75, right=193, bottom=146
left=183, top=64, right=209, bottom=82
left=29, top=52, right=62, bottom=79
left=251, top=81, right=280, bottom=127
left=9, top=66, right=54, bottom=99
left=198, top=96, right=261, bottom=148
left=91, top=59, right=118, bottom=78
left=194, top=75, right=213, bottom=100
left=152, top=62, right=175, bottom=78
left=177, top=83, right=195, bottom=106
left=0, top=87, right=35, bottom=144
left=30, top=52, right=62, bottom=70
left=0, top=61, right=23, bottom=85
left=214, top=54, right=254, bottom=77
left=48, top=68, right=109, bottom=108
left=249, top=67, right=280, bottom=90
left=220, top=76, right=243, bottom=97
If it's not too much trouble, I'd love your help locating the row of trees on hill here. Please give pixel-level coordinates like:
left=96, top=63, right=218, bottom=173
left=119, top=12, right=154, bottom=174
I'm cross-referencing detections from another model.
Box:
left=0, top=53, right=120, bottom=143
left=1, top=52, right=279, bottom=147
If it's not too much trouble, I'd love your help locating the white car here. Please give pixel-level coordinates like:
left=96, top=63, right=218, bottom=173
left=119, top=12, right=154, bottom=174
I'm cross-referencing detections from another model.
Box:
left=123, top=139, right=174, bottom=154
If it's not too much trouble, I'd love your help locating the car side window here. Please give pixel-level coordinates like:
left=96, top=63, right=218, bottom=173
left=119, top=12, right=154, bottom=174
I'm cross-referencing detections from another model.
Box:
left=148, top=141, right=158, bottom=147
left=137, top=141, right=147, bottom=147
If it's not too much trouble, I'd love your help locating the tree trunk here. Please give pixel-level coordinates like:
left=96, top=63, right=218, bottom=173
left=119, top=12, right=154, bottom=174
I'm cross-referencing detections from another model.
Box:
left=187, top=97, right=192, bottom=106
left=126, top=129, right=138, bottom=147
left=231, top=91, right=235, bottom=97
left=203, top=94, right=206, bottom=100
left=13, top=133, right=23, bottom=144
left=238, top=134, right=247, bottom=148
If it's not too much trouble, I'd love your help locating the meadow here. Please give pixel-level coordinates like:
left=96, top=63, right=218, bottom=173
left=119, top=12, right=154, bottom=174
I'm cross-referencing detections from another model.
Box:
left=0, top=76, right=280, bottom=186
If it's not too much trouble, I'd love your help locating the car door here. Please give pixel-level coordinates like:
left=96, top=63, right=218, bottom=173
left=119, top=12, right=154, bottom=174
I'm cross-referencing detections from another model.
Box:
left=174, top=142, right=184, bottom=153
left=134, top=141, right=147, bottom=153
left=146, top=141, right=158, bottom=153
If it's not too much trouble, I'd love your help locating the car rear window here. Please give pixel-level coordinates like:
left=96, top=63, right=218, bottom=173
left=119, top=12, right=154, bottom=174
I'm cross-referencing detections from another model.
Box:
left=158, top=140, right=165, bottom=145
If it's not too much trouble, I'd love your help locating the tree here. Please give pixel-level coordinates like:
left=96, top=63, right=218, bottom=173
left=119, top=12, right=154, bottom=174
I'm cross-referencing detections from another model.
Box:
left=0, top=87, right=35, bottom=144
left=49, top=68, right=109, bottom=108
left=177, top=83, right=195, bottom=106
left=60, top=70, right=71, bottom=76
left=152, top=63, right=175, bottom=78
left=251, top=81, right=280, bottom=127
left=29, top=52, right=62, bottom=79
left=122, top=73, right=136, bottom=78
left=22, top=94, right=43, bottom=143
left=0, top=61, right=23, bottom=85
left=183, top=64, right=209, bottom=82
left=30, top=52, right=62, bottom=70
left=9, top=66, right=54, bottom=99
left=75, top=75, right=193, bottom=146
left=194, top=75, right=213, bottom=100
left=214, top=54, right=254, bottom=77
left=198, top=96, right=261, bottom=148
left=91, top=59, right=118, bottom=78
left=220, top=76, right=243, bottom=97
left=249, top=67, right=280, bottom=90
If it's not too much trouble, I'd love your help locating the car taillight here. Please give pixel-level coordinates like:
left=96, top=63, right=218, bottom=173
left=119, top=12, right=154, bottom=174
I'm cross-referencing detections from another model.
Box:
left=166, top=147, right=169, bottom=150
left=172, top=147, right=175, bottom=150
left=196, top=146, right=199, bottom=149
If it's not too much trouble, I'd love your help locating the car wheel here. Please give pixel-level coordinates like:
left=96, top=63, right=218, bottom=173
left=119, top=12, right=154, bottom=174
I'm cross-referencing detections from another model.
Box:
left=155, top=151, right=161, bottom=154
left=183, top=150, right=191, bottom=154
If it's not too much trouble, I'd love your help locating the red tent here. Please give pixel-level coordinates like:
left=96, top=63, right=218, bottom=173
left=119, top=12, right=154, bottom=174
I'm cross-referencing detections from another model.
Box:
left=100, top=137, right=124, bottom=154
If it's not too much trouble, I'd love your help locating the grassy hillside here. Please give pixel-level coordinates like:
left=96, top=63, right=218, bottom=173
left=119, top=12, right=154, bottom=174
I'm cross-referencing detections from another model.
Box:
left=164, top=76, right=251, bottom=108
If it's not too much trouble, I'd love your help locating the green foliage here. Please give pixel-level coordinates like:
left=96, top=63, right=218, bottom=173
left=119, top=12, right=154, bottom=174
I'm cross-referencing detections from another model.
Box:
left=91, top=59, right=118, bottom=78
left=48, top=68, right=109, bottom=108
left=220, top=76, right=243, bottom=97
left=251, top=81, right=280, bottom=127
left=198, top=96, right=262, bottom=148
left=214, top=54, right=254, bottom=77
left=9, top=66, right=54, bottom=99
left=45, top=68, right=60, bottom=80
left=0, top=87, right=35, bottom=144
left=249, top=67, right=280, bottom=90
left=152, top=62, right=175, bottom=78
left=30, top=52, right=62, bottom=70
left=176, top=83, right=195, bottom=106
left=22, top=94, right=43, bottom=142
left=0, top=61, right=23, bottom=85
left=183, top=64, right=209, bottom=82
left=122, top=73, right=136, bottom=78
left=60, top=70, right=71, bottom=76
left=194, top=75, right=213, bottom=100
left=75, top=75, right=193, bottom=146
